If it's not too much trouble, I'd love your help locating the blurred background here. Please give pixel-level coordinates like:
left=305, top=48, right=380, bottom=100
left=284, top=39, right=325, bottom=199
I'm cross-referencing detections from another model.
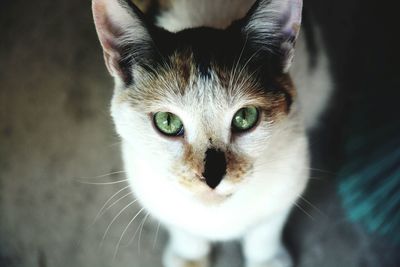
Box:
left=0, top=0, right=399, bottom=266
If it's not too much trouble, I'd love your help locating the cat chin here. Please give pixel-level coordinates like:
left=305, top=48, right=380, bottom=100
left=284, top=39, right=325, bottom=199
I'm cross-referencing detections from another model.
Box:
left=194, top=190, right=233, bottom=205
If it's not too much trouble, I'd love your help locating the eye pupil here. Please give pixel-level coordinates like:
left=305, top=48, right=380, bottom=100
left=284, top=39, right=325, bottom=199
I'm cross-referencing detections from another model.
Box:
left=166, top=113, right=171, bottom=125
left=154, top=112, right=184, bottom=136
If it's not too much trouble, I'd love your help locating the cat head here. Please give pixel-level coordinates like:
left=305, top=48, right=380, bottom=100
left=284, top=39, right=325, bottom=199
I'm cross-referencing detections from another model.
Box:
left=92, top=0, right=304, bottom=203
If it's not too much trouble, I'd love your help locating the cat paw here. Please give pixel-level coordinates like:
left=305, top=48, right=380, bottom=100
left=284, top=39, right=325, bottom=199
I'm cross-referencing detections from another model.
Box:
left=163, top=246, right=209, bottom=267
left=245, top=248, right=293, bottom=267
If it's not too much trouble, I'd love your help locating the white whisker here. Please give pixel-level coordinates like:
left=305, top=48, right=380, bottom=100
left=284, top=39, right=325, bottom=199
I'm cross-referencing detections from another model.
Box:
left=109, top=141, right=122, bottom=148
left=92, top=188, right=133, bottom=225
left=236, top=66, right=261, bottom=92
left=152, top=221, right=161, bottom=249
left=77, top=170, right=126, bottom=180
left=229, top=33, right=249, bottom=93
left=232, top=47, right=263, bottom=92
left=77, top=179, right=128, bottom=185
left=113, top=207, right=145, bottom=260
left=100, top=200, right=138, bottom=247
left=138, top=212, right=150, bottom=254
left=125, top=211, right=149, bottom=247
left=298, top=195, right=326, bottom=218
left=294, top=201, right=314, bottom=221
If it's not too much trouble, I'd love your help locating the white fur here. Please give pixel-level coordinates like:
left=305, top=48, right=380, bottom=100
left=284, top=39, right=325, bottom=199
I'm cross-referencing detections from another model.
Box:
left=291, top=31, right=333, bottom=129
left=243, top=212, right=293, bottom=267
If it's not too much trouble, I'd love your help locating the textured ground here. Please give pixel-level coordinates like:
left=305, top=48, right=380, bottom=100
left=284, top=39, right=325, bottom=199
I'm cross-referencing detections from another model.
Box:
left=0, top=0, right=399, bottom=267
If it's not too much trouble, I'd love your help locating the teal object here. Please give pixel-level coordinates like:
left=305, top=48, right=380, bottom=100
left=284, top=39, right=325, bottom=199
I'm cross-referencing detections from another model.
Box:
left=338, top=122, right=400, bottom=243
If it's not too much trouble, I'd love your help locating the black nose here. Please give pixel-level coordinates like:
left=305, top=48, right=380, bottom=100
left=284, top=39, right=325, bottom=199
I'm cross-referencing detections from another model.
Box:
left=202, top=148, right=227, bottom=189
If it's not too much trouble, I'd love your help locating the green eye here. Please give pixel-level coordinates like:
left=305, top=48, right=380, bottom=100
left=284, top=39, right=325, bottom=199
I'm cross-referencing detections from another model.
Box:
left=232, top=106, right=259, bottom=132
left=154, top=112, right=184, bottom=136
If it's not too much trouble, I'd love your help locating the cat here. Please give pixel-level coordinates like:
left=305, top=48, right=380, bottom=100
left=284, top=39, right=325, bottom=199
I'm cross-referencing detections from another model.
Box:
left=91, top=0, right=332, bottom=266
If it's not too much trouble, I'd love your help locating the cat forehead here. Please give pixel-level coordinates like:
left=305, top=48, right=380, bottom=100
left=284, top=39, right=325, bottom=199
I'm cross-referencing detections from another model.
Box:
left=122, top=49, right=292, bottom=119
left=119, top=27, right=293, bottom=113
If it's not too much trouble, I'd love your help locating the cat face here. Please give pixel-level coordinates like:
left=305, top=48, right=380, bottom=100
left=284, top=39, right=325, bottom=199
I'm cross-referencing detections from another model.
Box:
left=93, top=0, right=304, bottom=203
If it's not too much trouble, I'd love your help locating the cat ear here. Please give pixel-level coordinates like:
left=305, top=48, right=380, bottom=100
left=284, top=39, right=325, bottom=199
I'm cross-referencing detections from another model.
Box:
left=242, top=0, right=303, bottom=72
left=92, top=0, right=153, bottom=84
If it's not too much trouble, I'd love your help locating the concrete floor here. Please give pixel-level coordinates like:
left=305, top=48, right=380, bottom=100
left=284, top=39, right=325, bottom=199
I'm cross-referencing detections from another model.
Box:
left=0, top=0, right=399, bottom=267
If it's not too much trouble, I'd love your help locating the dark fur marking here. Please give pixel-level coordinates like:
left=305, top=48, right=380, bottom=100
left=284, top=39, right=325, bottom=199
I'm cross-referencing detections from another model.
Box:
left=198, top=59, right=211, bottom=80
left=115, top=0, right=160, bottom=85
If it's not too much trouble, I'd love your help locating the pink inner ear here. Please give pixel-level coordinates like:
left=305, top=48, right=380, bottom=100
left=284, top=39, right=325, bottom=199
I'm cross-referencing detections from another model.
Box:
left=93, top=1, right=127, bottom=77
left=92, top=0, right=152, bottom=81
left=93, top=3, right=123, bottom=54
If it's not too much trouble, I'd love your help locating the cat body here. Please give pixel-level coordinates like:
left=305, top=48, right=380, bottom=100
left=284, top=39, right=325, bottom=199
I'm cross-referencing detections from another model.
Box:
left=92, top=0, right=331, bottom=266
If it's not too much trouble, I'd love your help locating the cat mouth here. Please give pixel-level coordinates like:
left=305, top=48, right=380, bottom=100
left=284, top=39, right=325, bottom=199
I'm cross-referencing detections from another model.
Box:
left=194, top=177, right=236, bottom=204
left=197, top=190, right=233, bottom=204
left=177, top=172, right=239, bottom=203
